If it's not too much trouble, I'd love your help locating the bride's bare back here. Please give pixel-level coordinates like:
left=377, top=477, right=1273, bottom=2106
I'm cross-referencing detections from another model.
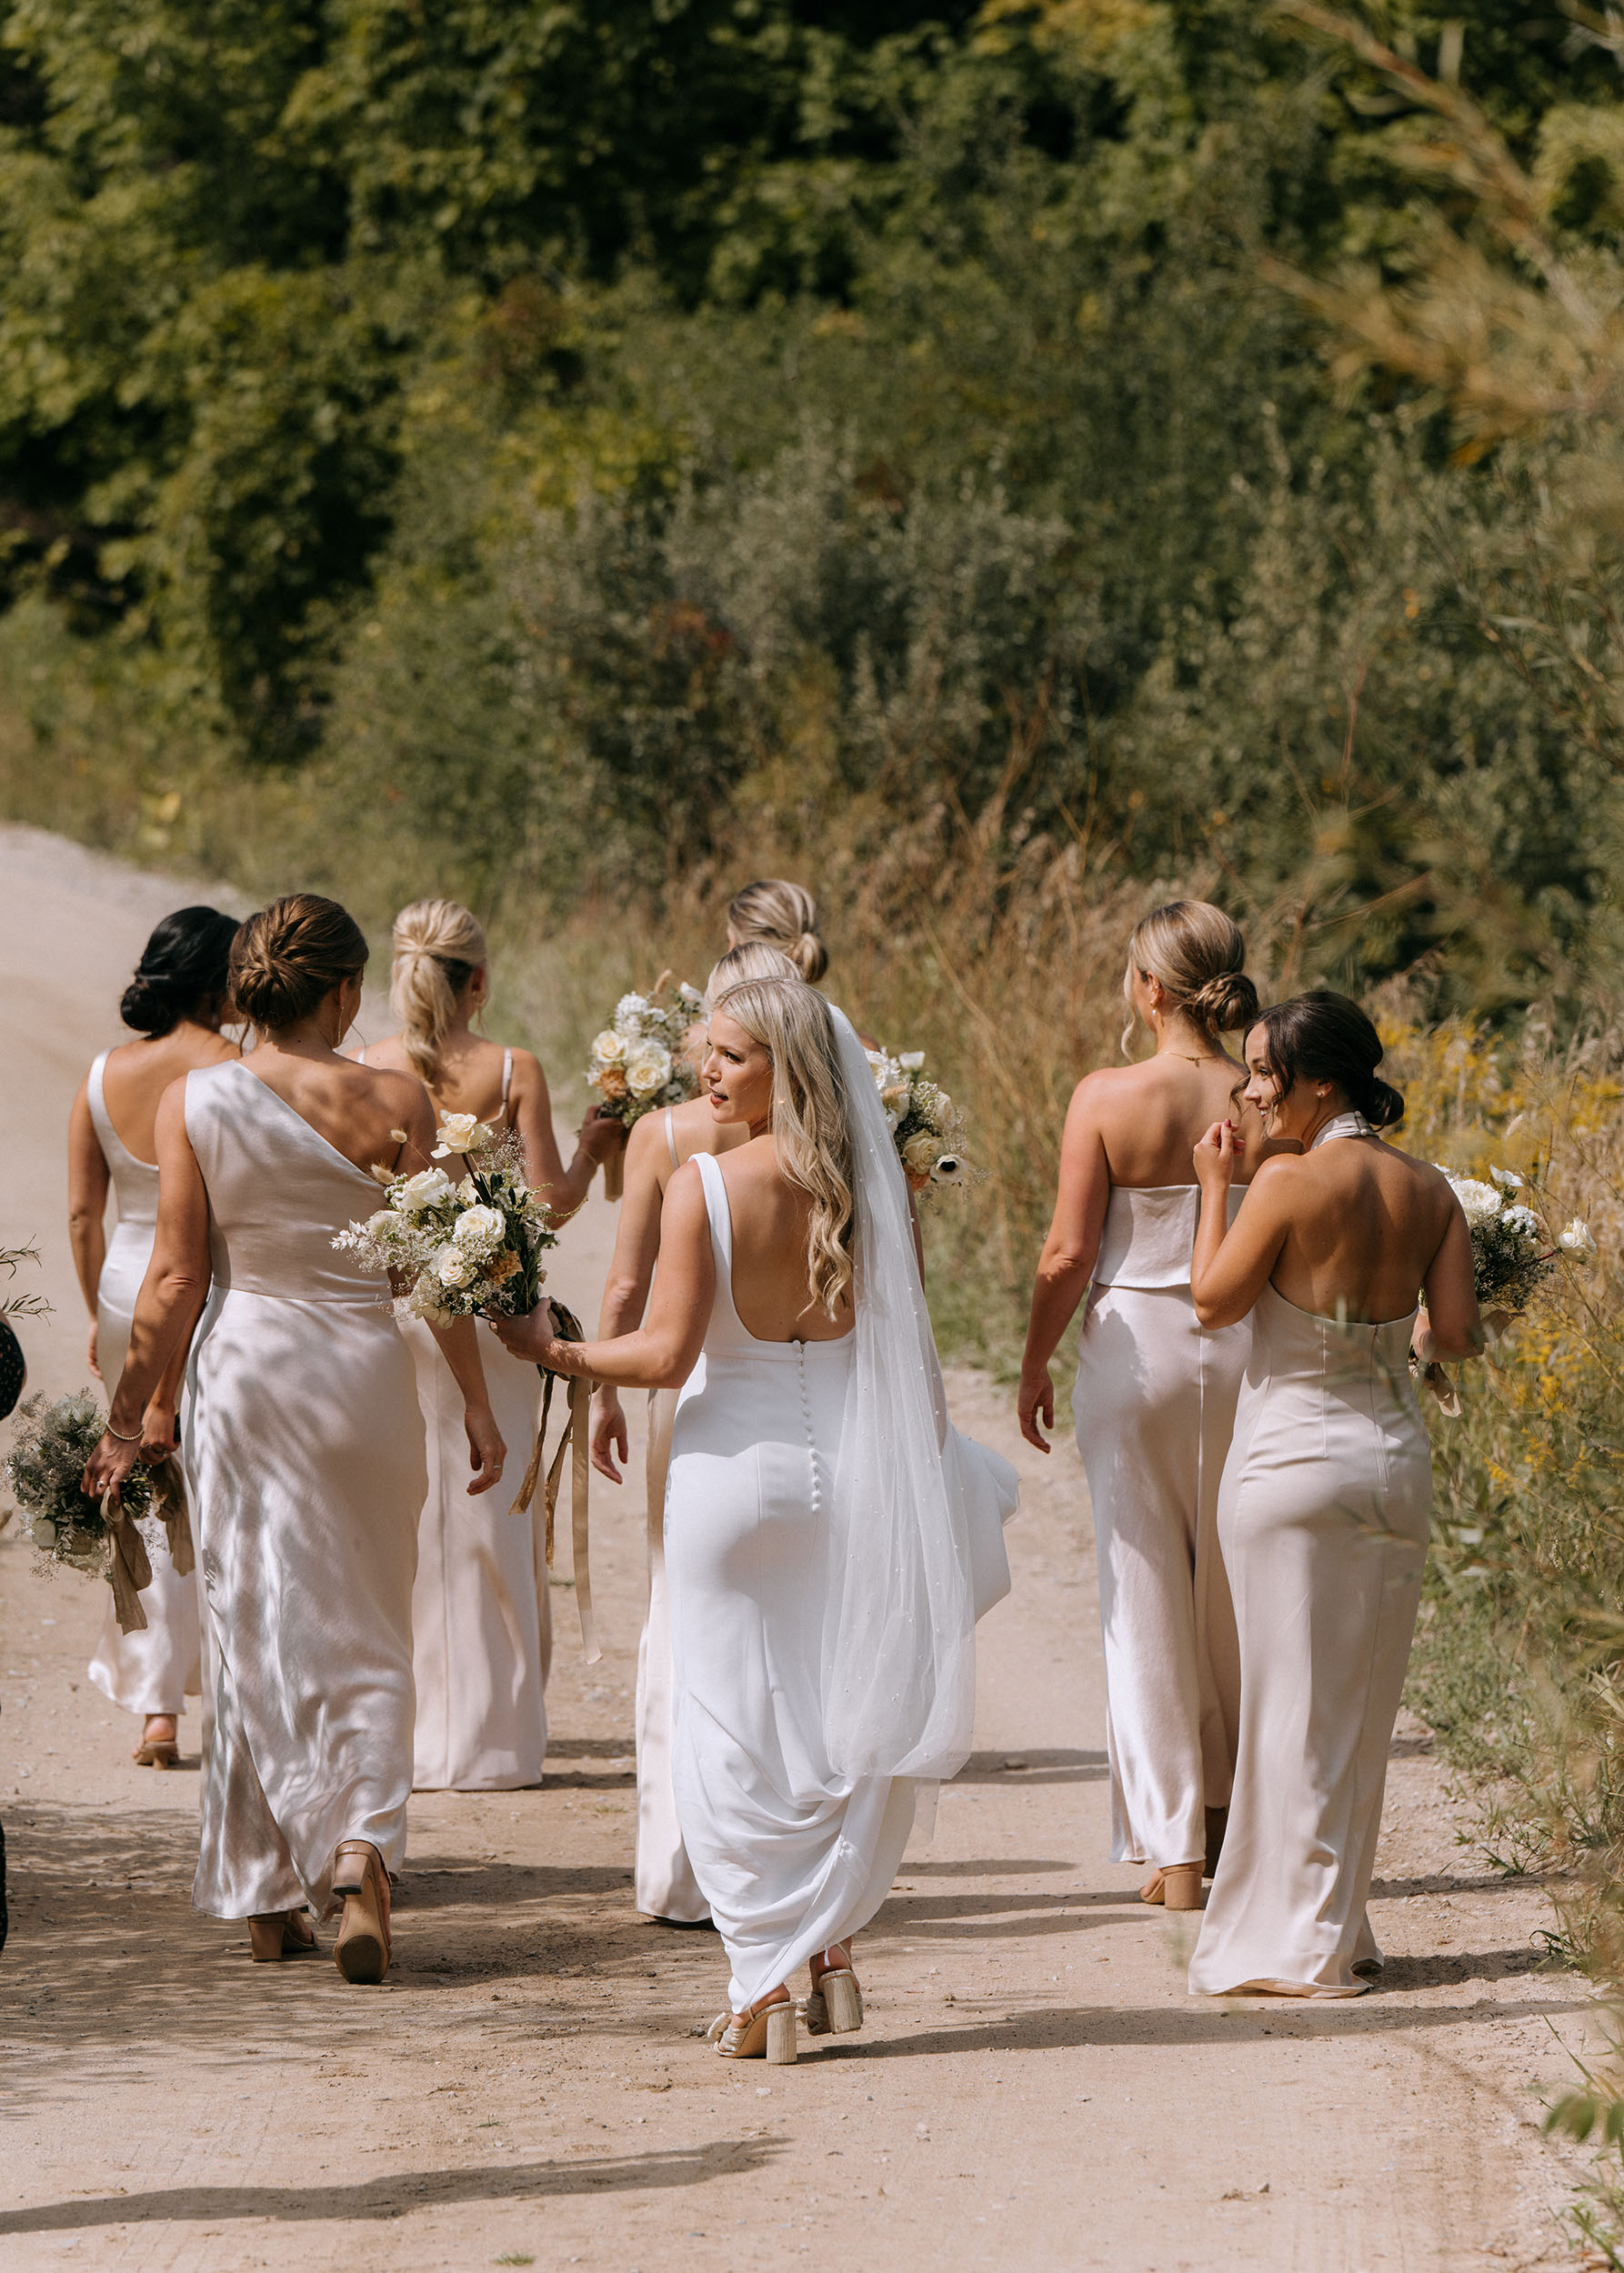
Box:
left=714, top=1140, right=853, bottom=1344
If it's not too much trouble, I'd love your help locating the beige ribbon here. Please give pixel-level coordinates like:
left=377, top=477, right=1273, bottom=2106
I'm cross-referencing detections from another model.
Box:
left=148, top=1457, right=195, bottom=1577
left=101, top=1488, right=154, bottom=1635
left=513, top=1371, right=599, bottom=1665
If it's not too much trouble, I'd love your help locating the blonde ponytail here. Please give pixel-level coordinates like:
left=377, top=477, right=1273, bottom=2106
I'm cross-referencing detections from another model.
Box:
left=390, top=898, right=488, bottom=1084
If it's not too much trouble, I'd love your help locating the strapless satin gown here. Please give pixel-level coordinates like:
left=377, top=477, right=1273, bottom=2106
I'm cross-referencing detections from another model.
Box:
left=1072, top=1185, right=1248, bottom=1869
left=84, top=1048, right=203, bottom=1722
left=1190, top=1284, right=1431, bottom=1997
left=184, top=1062, right=427, bottom=1918
left=665, top=1155, right=915, bottom=2011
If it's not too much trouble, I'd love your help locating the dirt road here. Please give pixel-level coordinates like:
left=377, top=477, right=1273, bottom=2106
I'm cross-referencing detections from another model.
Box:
left=0, top=822, right=1598, bottom=2270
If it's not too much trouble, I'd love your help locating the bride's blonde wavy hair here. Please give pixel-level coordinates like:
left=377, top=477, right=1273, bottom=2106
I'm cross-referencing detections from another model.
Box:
left=711, top=976, right=854, bottom=1317
left=391, top=898, right=487, bottom=1083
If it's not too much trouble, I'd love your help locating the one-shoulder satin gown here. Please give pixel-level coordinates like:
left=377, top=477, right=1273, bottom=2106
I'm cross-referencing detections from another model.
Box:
left=85, top=1048, right=204, bottom=1724
left=1190, top=1284, right=1431, bottom=1998
left=664, top=1155, right=916, bottom=2011
left=184, top=1062, right=427, bottom=1919
left=1072, top=1186, right=1248, bottom=1871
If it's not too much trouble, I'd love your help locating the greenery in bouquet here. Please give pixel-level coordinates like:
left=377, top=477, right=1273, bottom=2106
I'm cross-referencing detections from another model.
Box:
left=866, top=1045, right=975, bottom=1194
left=335, top=1116, right=559, bottom=1328
left=5, top=1388, right=154, bottom=1573
left=1439, top=1164, right=1596, bottom=1320
left=586, top=981, right=704, bottom=1130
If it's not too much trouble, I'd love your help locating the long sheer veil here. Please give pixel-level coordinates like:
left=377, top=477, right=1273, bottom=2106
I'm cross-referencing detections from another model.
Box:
left=822, top=1007, right=1017, bottom=1784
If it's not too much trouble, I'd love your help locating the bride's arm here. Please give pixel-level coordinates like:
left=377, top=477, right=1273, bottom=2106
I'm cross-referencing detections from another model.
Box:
left=495, top=1163, right=714, bottom=1390
left=1018, top=1081, right=1112, bottom=1451
left=1189, top=1123, right=1288, bottom=1327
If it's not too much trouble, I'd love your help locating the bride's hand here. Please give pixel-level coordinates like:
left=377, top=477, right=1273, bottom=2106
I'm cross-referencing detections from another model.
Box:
left=491, top=1300, right=560, bottom=1367
left=1018, top=1365, right=1055, bottom=1454
left=82, top=1430, right=140, bottom=1503
left=1193, top=1118, right=1241, bottom=1189
left=463, top=1401, right=506, bottom=1497
left=591, top=1386, right=628, bottom=1485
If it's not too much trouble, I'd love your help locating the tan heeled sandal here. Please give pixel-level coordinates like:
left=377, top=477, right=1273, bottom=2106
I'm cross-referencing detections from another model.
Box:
left=1140, top=1862, right=1204, bottom=1911
left=806, top=1945, right=864, bottom=2037
left=248, top=1910, right=318, bottom=1962
left=707, top=1991, right=797, bottom=2065
left=134, top=1717, right=179, bottom=1768
left=331, top=1841, right=391, bottom=1984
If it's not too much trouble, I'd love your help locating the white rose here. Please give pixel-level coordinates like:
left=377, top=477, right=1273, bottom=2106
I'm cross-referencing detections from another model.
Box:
left=1560, top=1217, right=1599, bottom=1260
left=436, top=1246, right=476, bottom=1289
left=365, top=1209, right=396, bottom=1238
left=1449, top=1177, right=1500, bottom=1227
left=626, top=1044, right=672, bottom=1098
left=592, top=1029, right=627, bottom=1064
left=432, top=1112, right=490, bottom=1158
left=903, top=1131, right=938, bottom=1176
left=898, top=1050, right=926, bottom=1072
left=453, top=1204, right=506, bottom=1253
left=396, top=1167, right=455, bottom=1215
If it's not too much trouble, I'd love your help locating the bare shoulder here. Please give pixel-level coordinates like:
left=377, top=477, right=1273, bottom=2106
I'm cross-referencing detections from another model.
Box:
left=625, top=1108, right=667, bottom=1164
left=363, top=1063, right=427, bottom=1116
left=506, top=1046, right=546, bottom=1089
left=670, top=1095, right=716, bottom=1136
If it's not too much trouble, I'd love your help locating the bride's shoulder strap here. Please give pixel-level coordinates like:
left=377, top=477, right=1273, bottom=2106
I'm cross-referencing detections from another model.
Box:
left=691, top=1149, right=731, bottom=1258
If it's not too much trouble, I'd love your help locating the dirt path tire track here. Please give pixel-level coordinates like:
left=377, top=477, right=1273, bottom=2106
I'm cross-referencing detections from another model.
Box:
left=0, top=821, right=1599, bottom=2271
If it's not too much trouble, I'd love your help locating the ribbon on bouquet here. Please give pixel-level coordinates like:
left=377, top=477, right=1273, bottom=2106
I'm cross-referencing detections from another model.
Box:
left=147, top=1455, right=195, bottom=1577
left=100, top=1487, right=154, bottom=1634
left=512, top=1302, right=601, bottom=1665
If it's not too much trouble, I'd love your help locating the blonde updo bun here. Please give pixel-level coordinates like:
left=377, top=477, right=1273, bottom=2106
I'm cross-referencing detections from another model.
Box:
left=1121, top=899, right=1257, bottom=1051
left=706, top=941, right=800, bottom=1001
left=726, top=878, right=828, bottom=984
left=231, top=895, right=368, bottom=1031
left=391, top=898, right=487, bottom=1083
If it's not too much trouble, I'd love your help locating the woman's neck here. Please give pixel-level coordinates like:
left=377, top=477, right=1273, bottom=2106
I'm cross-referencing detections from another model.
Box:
left=1153, top=1015, right=1220, bottom=1063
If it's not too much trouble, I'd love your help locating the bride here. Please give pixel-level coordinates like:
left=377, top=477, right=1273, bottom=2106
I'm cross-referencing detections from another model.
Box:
left=499, top=974, right=1014, bottom=2061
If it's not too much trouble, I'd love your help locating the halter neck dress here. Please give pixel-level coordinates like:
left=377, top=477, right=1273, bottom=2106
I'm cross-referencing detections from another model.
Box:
left=1072, top=1184, right=1248, bottom=1870
left=184, top=1061, right=427, bottom=1918
left=85, top=1048, right=203, bottom=1722
left=1189, top=1119, right=1432, bottom=1997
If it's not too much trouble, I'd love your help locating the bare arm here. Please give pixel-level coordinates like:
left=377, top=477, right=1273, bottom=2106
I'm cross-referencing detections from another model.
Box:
left=496, top=1163, right=715, bottom=1390
left=1018, top=1081, right=1113, bottom=1452
left=66, top=1080, right=110, bottom=1371
left=1189, top=1125, right=1289, bottom=1327
left=589, top=1109, right=672, bottom=1481
left=1416, top=1197, right=1482, bottom=1361
left=508, top=1051, right=620, bottom=1220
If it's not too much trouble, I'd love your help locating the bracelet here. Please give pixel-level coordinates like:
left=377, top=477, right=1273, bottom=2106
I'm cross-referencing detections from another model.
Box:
left=105, top=1419, right=144, bottom=1444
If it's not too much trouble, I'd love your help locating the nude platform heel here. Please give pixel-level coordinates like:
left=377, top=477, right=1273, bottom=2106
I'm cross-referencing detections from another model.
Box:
left=805, top=1948, right=864, bottom=2037
left=331, top=1841, right=390, bottom=1984
left=1140, top=1862, right=1204, bottom=1911
left=707, top=1995, right=797, bottom=2064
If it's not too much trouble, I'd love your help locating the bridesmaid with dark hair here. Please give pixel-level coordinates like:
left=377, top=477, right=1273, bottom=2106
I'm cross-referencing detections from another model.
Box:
left=67, top=906, right=240, bottom=1768
left=1188, top=992, right=1479, bottom=1998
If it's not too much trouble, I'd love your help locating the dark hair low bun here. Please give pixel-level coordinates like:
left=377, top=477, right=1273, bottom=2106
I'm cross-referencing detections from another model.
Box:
left=1254, top=991, right=1405, bottom=1131
left=120, top=906, right=240, bottom=1036
left=1188, top=969, right=1260, bottom=1035
left=231, top=894, right=368, bottom=1030
left=1357, top=1074, right=1406, bottom=1131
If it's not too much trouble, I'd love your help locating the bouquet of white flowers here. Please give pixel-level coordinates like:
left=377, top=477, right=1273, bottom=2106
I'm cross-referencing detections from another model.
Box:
left=335, top=1116, right=559, bottom=1327
left=5, top=1388, right=157, bottom=1629
left=866, top=1045, right=974, bottom=1193
left=586, top=975, right=705, bottom=1198
left=1440, top=1164, right=1596, bottom=1320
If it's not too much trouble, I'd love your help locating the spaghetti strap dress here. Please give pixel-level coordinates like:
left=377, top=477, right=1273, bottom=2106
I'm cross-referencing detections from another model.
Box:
left=1189, top=1281, right=1431, bottom=1997
left=185, top=1062, right=427, bottom=1918
left=397, top=1047, right=555, bottom=1790
left=634, top=1105, right=709, bottom=1920
left=85, top=1048, right=204, bottom=1723
left=1072, top=1185, right=1248, bottom=1869
left=665, top=1154, right=915, bottom=2010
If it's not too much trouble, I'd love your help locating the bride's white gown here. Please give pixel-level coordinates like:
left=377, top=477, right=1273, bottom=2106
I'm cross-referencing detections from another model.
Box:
left=665, top=1155, right=917, bottom=2011
left=184, top=1062, right=427, bottom=1918
left=84, top=1048, right=203, bottom=1722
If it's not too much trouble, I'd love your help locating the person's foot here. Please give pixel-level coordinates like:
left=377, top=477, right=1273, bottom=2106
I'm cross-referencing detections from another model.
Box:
left=133, top=1715, right=178, bottom=1767
left=806, top=1942, right=864, bottom=2035
left=708, top=1985, right=796, bottom=2061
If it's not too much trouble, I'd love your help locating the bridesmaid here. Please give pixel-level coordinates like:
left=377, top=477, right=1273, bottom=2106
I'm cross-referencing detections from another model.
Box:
left=501, top=976, right=1012, bottom=2062
left=67, top=906, right=239, bottom=1768
left=1187, top=993, right=1478, bottom=1998
left=1018, top=901, right=1261, bottom=1910
left=591, top=936, right=806, bottom=1925
left=85, top=895, right=505, bottom=1982
left=358, top=898, right=619, bottom=1794
left=720, top=878, right=828, bottom=984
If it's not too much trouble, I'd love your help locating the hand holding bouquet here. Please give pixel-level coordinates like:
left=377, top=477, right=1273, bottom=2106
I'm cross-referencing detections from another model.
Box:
left=1440, top=1164, right=1596, bottom=1327
left=586, top=976, right=705, bottom=1199
left=335, top=1116, right=559, bottom=1327
left=866, top=1045, right=974, bottom=1193
left=7, top=1388, right=156, bottom=1630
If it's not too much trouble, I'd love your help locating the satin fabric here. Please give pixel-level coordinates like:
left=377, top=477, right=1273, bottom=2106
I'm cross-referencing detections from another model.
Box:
left=85, top=1048, right=204, bottom=1720
left=1072, top=1185, right=1248, bottom=1868
left=634, top=1382, right=709, bottom=1921
left=184, top=1062, right=426, bottom=1919
left=1190, top=1283, right=1431, bottom=1998
left=406, top=1318, right=552, bottom=1791
left=666, top=1154, right=915, bottom=2011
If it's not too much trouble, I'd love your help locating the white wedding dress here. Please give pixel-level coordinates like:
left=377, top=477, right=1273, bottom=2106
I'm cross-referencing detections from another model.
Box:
left=184, top=1062, right=427, bottom=1918
left=84, top=1048, right=204, bottom=1725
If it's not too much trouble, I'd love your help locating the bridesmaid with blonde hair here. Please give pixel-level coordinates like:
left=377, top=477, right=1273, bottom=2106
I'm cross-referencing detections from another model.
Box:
left=67, top=906, right=240, bottom=1768
left=360, top=897, right=621, bottom=1792
left=1018, top=900, right=1261, bottom=1910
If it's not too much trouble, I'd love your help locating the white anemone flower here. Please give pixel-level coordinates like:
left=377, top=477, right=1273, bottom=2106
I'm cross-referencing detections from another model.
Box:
left=1560, top=1217, right=1599, bottom=1261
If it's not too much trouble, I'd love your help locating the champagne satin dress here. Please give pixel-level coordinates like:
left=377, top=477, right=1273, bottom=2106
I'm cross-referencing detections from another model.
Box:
left=84, top=1049, right=204, bottom=1723
left=664, top=1155, right=915, bottom=2010
left=1072, top=1186, right=1248, bottom=1870
left=184, top=1062, right=427, bottom=1919
left=1190, top=1283, right=1431, bottom=1997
